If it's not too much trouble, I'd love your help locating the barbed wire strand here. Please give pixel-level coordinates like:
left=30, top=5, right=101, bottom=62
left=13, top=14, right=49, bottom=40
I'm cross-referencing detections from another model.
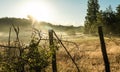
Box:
left=53, top=30, right=80, bottom=72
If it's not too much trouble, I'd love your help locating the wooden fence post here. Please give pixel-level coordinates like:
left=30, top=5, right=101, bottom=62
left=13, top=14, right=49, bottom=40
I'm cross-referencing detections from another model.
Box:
left=98, top=26, right=110, bottom=72
left=49, top=30, right=57, bottom=72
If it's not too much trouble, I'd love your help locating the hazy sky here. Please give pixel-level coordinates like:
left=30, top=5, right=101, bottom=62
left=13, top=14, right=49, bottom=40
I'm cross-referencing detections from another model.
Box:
left=0, top=0, right=120, bottom=26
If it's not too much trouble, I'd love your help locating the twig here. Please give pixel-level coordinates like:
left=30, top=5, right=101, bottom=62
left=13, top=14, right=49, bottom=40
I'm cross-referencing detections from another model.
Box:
left=8, top=27, right=11, bottom=46
left=7, top=27, right=12, bottom=55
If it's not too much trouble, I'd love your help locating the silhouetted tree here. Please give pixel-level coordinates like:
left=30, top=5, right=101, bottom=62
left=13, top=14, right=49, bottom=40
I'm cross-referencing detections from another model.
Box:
left=84, top=0, right=100, bottom=34
left=102, top=5, right=116, bottom=34
left=115, top=5, right=120, bottom=34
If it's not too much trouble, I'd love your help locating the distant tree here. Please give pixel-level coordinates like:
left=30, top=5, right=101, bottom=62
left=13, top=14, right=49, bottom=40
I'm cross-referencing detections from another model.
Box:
left=0, top=17, right=31, bottom=32
left=115, top=5, right=120, bottom=34
left=90, top=10, right=103, bottom=35
left=84, top=0, right=100, bottom=34
left=102, top=5, right=116, bottom=34
left=116, top=5, right=120, bottom=14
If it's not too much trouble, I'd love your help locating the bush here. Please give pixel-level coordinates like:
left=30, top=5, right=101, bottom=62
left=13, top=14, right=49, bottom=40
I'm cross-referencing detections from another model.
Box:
left=1, top=27, right=51, bottom=72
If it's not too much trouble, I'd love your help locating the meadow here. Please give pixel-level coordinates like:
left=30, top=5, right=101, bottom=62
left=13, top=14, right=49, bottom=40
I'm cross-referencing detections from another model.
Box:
left=45, top=34, right=120, bottom=72
left=0, top=19, right=119, bottom=71
left=0, top=28, right=120, bottom=72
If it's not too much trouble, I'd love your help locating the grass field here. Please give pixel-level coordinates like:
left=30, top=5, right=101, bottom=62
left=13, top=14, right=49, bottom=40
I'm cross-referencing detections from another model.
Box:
left=0, top=32, right=120, bottom=72
left=45, top=36, right=120, bottom=72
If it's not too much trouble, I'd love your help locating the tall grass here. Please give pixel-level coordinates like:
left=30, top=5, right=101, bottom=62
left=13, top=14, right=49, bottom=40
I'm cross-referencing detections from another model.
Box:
left=0, top=25, right=120, bottom=72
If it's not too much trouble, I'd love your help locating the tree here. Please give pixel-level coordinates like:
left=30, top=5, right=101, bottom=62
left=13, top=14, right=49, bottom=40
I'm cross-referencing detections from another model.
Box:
left=115, top=5, right=120, bottom=34
left=116, top=5, right=120, bottom=16
left=84, top=0, right=100, bottom=34
left=102, top=5, right=116, bottom=34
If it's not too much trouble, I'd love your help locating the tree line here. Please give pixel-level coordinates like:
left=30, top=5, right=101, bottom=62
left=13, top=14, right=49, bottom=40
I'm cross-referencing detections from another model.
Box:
left=84, top=0, right=120, bottom=36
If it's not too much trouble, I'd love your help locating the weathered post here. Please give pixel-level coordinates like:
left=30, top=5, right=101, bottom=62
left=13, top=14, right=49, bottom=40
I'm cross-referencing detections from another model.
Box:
left=49, top=30, right=57, bottom=72
left=98, top=26, right=110, bottom=72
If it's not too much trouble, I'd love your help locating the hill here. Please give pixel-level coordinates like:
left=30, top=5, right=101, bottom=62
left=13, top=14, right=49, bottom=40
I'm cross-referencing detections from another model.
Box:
left=0, top=17, right=84, bottom=34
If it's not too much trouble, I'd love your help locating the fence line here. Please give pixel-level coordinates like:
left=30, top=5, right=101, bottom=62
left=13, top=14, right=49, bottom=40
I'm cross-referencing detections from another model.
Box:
left=0, top=26, right=113, bottom=72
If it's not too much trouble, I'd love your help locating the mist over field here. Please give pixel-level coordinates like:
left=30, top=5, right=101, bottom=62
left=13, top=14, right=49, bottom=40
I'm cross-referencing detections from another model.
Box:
left=0, top=17, right=84, bottom=42
left=1, top=0, right=120, bottom=72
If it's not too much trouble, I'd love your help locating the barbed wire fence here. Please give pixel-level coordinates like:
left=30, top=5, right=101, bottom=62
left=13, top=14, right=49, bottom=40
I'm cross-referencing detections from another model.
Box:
left=0, top=24, right=82, bottom=72
left=0, top=25, right=120, bottom=72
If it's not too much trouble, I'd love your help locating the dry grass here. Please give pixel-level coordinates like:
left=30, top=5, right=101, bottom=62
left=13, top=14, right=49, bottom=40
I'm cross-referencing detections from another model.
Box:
left=0, top=36, right=120, bottom=72
left=45, top=36, right=120, bottom=72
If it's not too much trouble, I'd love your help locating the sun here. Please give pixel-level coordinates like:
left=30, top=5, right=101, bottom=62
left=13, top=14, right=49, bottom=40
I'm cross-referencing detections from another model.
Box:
left=22, top=1, right=54, bottom=22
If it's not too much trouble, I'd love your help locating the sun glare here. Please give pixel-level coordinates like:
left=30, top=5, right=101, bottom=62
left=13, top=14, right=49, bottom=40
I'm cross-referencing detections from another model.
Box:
left=22, top=1, right=55, bottom=22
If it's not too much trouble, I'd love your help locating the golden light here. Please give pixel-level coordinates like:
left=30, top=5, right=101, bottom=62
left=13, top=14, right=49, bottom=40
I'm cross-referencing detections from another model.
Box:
left=22, top=1, right=55, bottom=22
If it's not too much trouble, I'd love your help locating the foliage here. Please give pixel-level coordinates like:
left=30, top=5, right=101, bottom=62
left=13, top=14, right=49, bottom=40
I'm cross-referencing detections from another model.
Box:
left=0, top=27, right=51, bottom=72
left=25, top=30, right=51, bottom=72
left=84, top=0, right=100, bottom=34
left=84, top=0, right=120, bottom=36
left=102, top=6, right=116, bottom=34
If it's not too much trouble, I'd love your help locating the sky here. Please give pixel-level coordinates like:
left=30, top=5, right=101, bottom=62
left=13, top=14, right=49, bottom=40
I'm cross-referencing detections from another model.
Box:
left=0, top=0, right=120, bottom=26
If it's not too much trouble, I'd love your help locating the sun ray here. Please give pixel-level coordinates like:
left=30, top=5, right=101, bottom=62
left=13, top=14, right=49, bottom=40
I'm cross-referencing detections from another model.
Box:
left=21, top=1, right=55, bottom=22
